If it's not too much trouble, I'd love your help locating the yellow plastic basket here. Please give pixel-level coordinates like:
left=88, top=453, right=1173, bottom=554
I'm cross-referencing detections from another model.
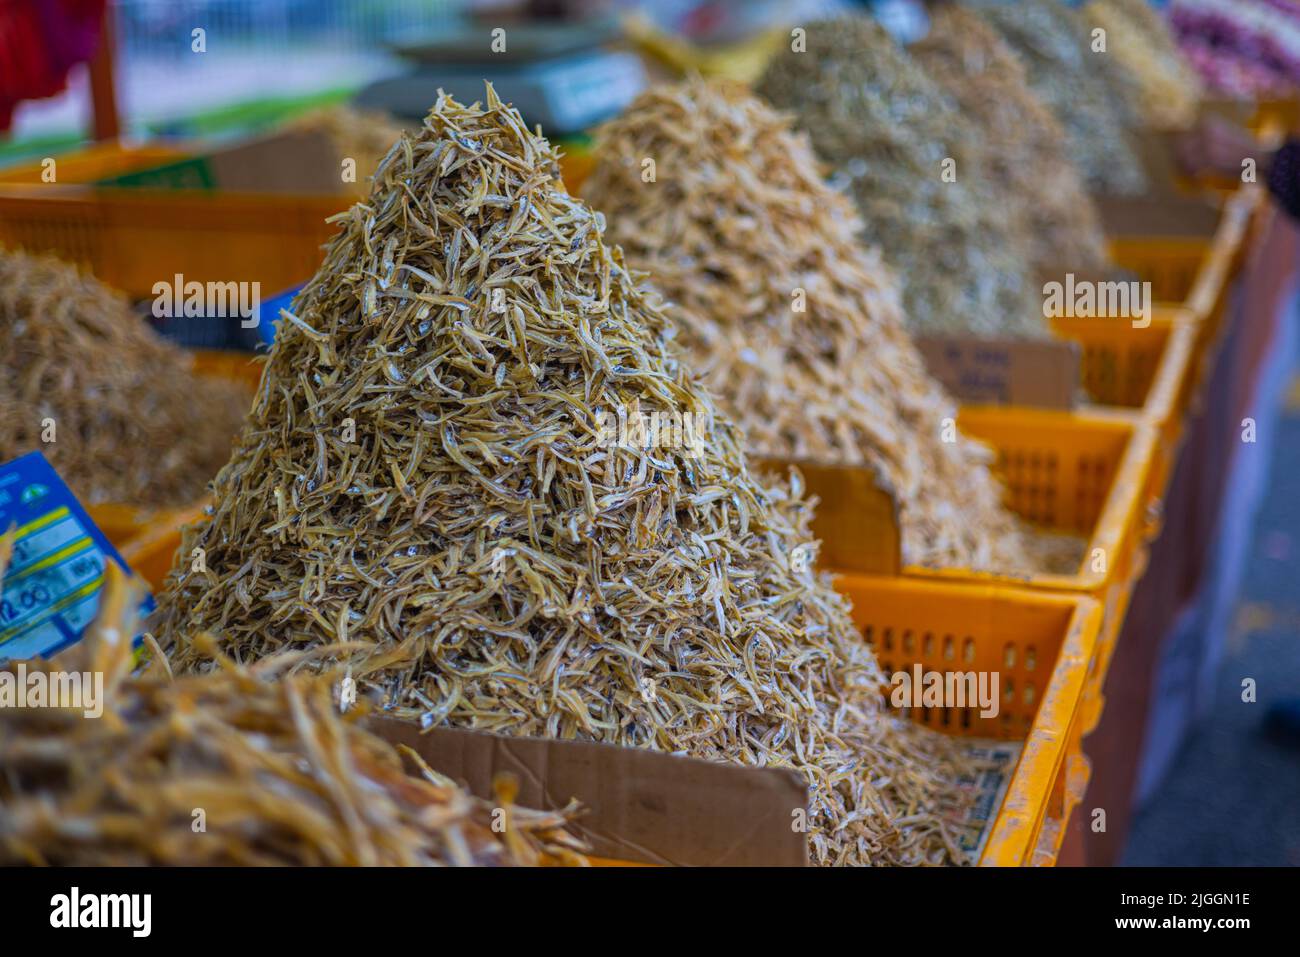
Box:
left=944, top=408, right=1156, bottom=712
left=834, top=574, right=1101, bottom=866
left=0, top=183, right=343, bottom=302
left=1186, top=186, right=1261, bottom=347
left=1051, top=309, right=1199, bottom=504
left=0, top=141, right=597, bottom=303
left=796, top=408, right=1158, bottom=732
left=0, top=142, right=188, bottom=185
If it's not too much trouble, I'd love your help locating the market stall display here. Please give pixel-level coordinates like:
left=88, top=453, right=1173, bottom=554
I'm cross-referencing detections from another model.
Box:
left=0, top=249, right=249, bottom=509
left=583, top=78, right=1081, bottom=573
left=911, top=5, right=1110, bottom=275
left=756, top=14, right=1043, bottom=338
left=0, top=0, right=1276, bottom=879
left=151, top=85, right=977, bottom=867
left=0, top=565, right=586, bottom=867
left=971, top=0, right=1149, bottom=195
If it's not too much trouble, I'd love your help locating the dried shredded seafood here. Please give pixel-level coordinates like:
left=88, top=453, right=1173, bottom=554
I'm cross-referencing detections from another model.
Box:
left=912, top=6, right=1110, bottom=275
left=583, top=78, right=1081, bottom=574
left=970, top=0, right=1149, bottom=196
left=0, top=564, right=586, bottom=866
left=0, top=249, right=250, bottom=508
left=153, top=84, right=979, bottom=866
left=1085, top=0, right=1202, bottom=130
left=292, top=104, right=407, bottom=194
left=755, top=14, right=1043, bottom=338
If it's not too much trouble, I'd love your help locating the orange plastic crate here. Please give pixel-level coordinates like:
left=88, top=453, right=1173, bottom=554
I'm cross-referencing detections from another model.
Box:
left=798, top=408, right=1157, bottom=734
left=835, top=575, right=1102, bottom=866
left=0, top=141, right=597, bottom=304
left=943, top=408, right=1156, bottom=707
left=1251, top=97, right=1300, bottom=136
left=1187, top=187, right=1261, bottom=344
left=0, top=142, right=188, bottom=185
left=1105, top=187, right=1258, bottom=359
left=0, top=184, right=343, bottom=302
left=1051, top=309, right=1198, bottom=504
left=1106, top=234, right=1209, bottom=308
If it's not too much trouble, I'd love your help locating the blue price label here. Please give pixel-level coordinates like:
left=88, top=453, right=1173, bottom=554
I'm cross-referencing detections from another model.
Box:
left=0, top=452, right=154, bottom=662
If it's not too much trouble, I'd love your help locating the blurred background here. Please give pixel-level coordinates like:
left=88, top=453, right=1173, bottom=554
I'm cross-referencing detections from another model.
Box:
left=2, top=0, right=1298, bottom=868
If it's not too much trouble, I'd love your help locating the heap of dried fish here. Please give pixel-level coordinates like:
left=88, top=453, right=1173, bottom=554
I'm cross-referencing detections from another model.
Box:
left=583, top=78, right=1081, bottom=573
left=1085, top=0, right=1202, bottom=130
left=153, top=84, right=978, bottom=866
left=912, top=6, right=1110, bottom=275
left=0, top=249, right=250, bottom=507
left=970, top=0, right=1149, bottom=195
left=756, top=14, right=1043, bottom=337
left=292, top=104, right=407, bottom=194
left=0, top=564, right=585, bottom=866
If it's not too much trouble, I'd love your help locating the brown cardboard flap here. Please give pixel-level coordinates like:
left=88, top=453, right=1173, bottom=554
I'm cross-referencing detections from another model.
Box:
left=1196, top=98, right=1257, bottom=127
left=1125, top=129, right=1184, bottom=198
left=1096, top=192, right=1221, bottom=238
left=207, top=129, right=343, bottom=194
left=916, top=334, right=1079, bottom=409
left=366, top=718, right=810, bottom=867
left=757, top=459, right=901, bottom=576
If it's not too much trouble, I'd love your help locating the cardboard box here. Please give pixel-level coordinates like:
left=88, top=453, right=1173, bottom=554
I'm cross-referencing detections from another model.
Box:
left=367, top=718, right=810, bottom=866
left=915, top=334, right=1080, bottom=409
left=99, top=129, right=345, bottom=195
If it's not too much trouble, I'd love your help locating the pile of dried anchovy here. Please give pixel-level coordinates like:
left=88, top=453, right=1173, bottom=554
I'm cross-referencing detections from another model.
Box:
left=154, top=85, right=979, bottom=866
left=912, top=6, right=1110, bottom=275
left=755, top=15, right=1043, bottom=338
left=969, top=0, right=1148, bottom=195
left=1085, top=0, right=1202, bottom=130
left=583, top=78, right=1081, bottom=574
left=0, top=565, right=585, bottom=866
left=0, top=249, right=250, bottom=507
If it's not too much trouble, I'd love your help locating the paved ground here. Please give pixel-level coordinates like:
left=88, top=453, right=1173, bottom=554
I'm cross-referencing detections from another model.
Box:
left=1124, top=374, right=1300, bottom=866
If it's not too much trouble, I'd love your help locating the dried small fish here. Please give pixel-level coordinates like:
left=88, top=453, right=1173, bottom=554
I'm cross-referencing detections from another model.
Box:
left=912, top=6, right=1110, bottom=275
left=583, top=78, right=1082, bottom=574
left=0, top=249, right=250, bottom=508
left=756, top=15, right=1043, bottom=338
left=154, top=84, right=980, bottom=866
left=1085, top=0, right=1202, bottom=130
left=0, top=565, right=585, bottom=867
left=968, top=0, right=1149, bottom=195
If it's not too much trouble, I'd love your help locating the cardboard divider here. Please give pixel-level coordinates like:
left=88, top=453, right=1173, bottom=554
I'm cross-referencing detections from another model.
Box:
left=366, top=718, right=809, bottom=867
left=101, top=130, right=346, bottom=194
left=914, top=334, right=1079, bottom=409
